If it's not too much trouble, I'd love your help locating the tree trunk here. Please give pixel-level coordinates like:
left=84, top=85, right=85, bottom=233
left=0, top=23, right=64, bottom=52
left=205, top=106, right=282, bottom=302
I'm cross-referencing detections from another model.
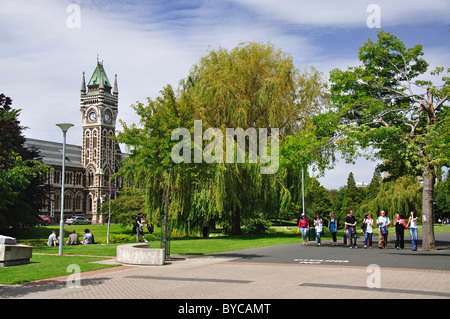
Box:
left=162, top=167, right=172, bottom=258
left=421, top=165, right=436, bottom=251
left=231, top=207, right=242, bottom=235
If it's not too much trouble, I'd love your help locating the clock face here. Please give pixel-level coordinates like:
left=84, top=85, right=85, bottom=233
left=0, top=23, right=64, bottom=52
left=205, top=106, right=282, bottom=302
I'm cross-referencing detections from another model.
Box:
left=104, top=112, right=111, bottom=123
left=88, top=111, right=97, bottom=122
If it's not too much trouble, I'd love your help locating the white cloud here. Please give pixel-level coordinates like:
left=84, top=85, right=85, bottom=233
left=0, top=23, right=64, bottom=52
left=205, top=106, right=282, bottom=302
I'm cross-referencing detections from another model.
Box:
left=231, top=0, right=450, bottom=27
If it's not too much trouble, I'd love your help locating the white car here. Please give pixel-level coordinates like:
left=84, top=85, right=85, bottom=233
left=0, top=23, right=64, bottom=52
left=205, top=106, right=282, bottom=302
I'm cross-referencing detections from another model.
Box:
left=65, top=216, right=91, bottom=225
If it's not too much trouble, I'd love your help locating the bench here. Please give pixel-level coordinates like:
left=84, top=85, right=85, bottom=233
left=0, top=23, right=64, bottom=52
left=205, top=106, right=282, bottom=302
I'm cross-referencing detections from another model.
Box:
left=116, top=243, right=165, bottom=266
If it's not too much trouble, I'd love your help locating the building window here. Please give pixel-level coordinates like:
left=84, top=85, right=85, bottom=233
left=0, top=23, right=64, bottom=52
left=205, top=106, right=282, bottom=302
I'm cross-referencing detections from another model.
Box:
left=87, top=196, right=93, bottom=212
left=64, top=193, right=73, bottom=210
left=88, top=171, right=94, bottom=186
left=54, top=171, right=61, bottom=184
left=65, top=172, right=73, bottom=185
left=75, top=193, right=83, bottom=210
left=54, top=193, right=61, bottom=210
left=75, top=172, right=83, bottom=185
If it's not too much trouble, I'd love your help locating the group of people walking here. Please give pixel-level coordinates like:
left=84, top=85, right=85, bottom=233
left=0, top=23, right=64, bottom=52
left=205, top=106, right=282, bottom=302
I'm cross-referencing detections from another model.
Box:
left=297, top=210, right=419, bottom=251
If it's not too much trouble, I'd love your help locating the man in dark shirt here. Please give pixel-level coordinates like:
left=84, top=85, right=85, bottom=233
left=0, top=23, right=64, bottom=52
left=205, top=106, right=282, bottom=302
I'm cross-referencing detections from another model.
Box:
left=345, top=210, right=358, bottom=248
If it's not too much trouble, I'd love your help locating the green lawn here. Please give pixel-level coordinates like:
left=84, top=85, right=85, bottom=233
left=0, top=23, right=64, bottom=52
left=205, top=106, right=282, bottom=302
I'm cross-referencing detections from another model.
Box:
left=1, top=223, right=449, bottom=285
left=0, top=255, right=121, bottom=285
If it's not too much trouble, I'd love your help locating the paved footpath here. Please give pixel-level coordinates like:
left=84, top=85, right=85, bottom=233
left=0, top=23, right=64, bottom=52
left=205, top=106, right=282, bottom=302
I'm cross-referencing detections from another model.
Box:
left=1, top=233, right=449, bottom=305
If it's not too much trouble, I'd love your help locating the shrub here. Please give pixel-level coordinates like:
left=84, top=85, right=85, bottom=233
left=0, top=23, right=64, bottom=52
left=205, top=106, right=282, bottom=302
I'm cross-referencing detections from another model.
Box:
left=242, top=218, right=272, bottom=234
left=108, top=234, right=136, bottom=244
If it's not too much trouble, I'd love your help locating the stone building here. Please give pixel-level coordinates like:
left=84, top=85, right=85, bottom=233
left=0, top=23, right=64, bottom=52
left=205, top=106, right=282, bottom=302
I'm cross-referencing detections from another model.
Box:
left=25, top=60, right=124, bottom=224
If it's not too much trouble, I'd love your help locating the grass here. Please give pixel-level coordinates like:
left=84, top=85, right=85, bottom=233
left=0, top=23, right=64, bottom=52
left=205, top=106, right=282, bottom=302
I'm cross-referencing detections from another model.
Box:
left=0, top=255, right=121, bottom=285
left=1, top=223, right=449, bottom=285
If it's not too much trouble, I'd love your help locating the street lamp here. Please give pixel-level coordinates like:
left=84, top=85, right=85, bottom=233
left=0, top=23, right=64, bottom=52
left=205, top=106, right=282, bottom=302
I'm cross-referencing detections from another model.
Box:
left=96, top=169, right=112, bottom=244
left=56, top=123, right=74, bottom=256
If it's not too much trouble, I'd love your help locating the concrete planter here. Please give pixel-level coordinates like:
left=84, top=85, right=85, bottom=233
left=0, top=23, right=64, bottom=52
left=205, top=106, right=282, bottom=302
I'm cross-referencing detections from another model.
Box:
left=0, top=243, right=33, bottom=268
left=116, top=243, right=165, bottom=266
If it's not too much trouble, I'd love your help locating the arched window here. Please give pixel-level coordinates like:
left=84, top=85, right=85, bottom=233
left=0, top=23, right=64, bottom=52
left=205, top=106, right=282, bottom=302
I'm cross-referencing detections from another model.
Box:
left=75, top=192, right=83, bottom=210
left=64, top=192, right=73, bottom=210
left=87, top=170, right=94, bottom=186
left=54, top=192, right=61, bottom=211
left=87, top=195, right=93, bottom=212
left=85, top=130, right=91, bottom=148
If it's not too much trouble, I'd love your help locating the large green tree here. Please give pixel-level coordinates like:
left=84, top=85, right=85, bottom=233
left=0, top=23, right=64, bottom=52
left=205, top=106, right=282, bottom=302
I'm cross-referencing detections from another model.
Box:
left=329, top=31, right=449, bottom=250
left=340, top=172, right=364, bottom=218
left=180, top=42, right=329, bottom=234
left=0, top=94, right=48, bottom=229
left=116, top=42, right=331, bottom=238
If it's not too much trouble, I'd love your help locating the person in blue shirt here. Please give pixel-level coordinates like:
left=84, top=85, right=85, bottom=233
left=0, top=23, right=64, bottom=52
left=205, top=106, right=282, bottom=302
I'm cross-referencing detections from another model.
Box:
left=328, top=212, right=338, bottom=246
left=82, top=228, right=94, bottom=244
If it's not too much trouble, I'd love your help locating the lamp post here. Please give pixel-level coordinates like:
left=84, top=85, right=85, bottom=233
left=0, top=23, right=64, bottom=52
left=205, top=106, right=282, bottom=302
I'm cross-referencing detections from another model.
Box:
left=56, top=123, right=73, bottom=255
left=107, top=181, right=112, bottom=245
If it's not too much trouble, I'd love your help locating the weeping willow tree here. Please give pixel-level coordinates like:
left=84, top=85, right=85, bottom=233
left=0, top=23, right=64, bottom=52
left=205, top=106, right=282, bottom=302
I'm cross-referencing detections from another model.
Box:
left=116, top=42, right=331, bottom=241
left=359, top=175, right=422, bottom=221
left=179, top=42, right=330, bottom=234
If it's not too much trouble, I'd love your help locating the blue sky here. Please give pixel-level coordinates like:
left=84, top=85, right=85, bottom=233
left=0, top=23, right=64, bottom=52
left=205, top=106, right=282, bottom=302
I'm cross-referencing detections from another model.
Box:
left=1, top=0, right=449, bottom=189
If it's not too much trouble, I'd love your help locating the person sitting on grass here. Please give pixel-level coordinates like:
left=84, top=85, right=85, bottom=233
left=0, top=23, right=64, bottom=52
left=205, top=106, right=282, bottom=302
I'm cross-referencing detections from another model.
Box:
left=66, top=230, right=80, bottom=245
left=82, top=228, right=94, bottom=245
left=47, top=230, right=58, bottom=247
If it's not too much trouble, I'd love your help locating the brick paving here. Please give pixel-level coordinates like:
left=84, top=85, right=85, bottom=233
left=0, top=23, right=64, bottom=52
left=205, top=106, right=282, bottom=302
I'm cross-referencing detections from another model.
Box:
left=1, top=252, right=449, bottom=299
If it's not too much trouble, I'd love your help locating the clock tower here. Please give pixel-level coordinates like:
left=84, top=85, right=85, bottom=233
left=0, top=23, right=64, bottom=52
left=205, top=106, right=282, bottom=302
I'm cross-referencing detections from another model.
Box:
left=80, top=60, right=121, bottom=223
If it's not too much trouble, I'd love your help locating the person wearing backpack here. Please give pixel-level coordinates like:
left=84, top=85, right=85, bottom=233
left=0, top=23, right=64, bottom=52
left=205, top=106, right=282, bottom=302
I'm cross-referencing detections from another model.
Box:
left=376, top=210, right=391, bottom=249
left=135, top=212, right=148, bottom=243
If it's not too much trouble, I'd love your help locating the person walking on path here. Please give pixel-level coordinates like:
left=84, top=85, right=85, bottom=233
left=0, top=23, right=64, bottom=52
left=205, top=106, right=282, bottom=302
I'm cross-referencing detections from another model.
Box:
left=377, top=210, right=391, bottom=249
left=136, top=212, right=148, bottom=243
left=343, top=211, right=350, bottom=246
left=314, top=214, right=323, bottom=246
left=345, top=210, right=358, bottom=248
left=394, top=214, right=406, bottom=250
left=297, top=214, right=309, bottom=245
left=406, top=211, right=419, bottom=251
left=363, top=213, right=374, bottom=249
left=328, top=212, right=338, bottom=246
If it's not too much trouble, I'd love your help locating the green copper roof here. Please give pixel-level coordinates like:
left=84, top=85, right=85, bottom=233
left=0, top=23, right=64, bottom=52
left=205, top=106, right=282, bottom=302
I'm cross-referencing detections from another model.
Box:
left=87, top=62, right=112, bottom=88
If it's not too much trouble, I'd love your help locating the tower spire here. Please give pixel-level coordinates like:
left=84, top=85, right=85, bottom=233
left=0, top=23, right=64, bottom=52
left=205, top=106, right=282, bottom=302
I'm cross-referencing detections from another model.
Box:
left=113, top=74, right=118, bottom=95
left=81, top=71, right=86, bottom=94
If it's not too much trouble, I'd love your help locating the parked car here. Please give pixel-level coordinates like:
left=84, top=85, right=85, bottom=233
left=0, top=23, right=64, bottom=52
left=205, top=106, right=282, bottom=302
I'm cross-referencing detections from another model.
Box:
left=65, top=216, right=91, bottom=225
left=38, top=215, right=50, bottom=226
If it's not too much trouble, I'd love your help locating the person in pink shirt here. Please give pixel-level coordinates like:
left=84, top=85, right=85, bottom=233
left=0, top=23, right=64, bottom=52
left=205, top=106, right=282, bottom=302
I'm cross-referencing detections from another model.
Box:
left=394, top=214, right=406, bottom=250
left=297, top=214, right=310, bottom=245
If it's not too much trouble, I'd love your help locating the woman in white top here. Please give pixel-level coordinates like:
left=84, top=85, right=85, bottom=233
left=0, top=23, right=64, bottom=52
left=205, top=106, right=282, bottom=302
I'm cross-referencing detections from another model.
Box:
left=314, top=214, right=323, bottom=246
left=363, top=213, right=374, bottom=249
left=406, top=211, right=419, bottom=251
